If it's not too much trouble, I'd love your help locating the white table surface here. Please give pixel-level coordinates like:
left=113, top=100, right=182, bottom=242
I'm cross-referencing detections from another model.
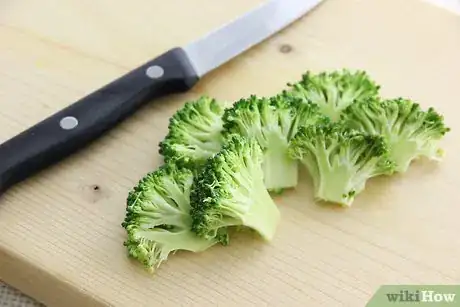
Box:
left=0, top=0, right=459, bottom=306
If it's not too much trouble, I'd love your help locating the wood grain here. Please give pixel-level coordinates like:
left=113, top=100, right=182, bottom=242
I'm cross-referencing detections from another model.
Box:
left=0, top=0, right=459, bottom=306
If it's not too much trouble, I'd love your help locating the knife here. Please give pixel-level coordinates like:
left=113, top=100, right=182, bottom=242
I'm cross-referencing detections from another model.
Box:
left=0, top=0, right=324, bottom=194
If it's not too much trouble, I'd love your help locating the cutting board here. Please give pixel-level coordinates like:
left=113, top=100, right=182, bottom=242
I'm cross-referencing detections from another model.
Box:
left=1, top=0, right=459, bottom=306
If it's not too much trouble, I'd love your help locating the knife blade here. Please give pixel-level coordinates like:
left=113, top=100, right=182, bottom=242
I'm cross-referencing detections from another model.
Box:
left=184, top=0, right=324, bottom=77
left=0, top=0, right=324, bottom=194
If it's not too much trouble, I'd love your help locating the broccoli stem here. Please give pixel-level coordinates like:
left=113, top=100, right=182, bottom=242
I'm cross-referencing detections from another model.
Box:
left=389, top=138, right=443, bottom=173
left=315, top=165, right=359, bottom=207
left=126, top=228, right=217, bottom=272
left=312, top=150, right=363, bottom=207
left=388, top=139, right=419, bottom=173
left=240, top=181, right=280, bottom=241
left=319, top=101, right=342, bottom=122
left=134, top=229, right=216, bottom=254
left=262, top=146, right=298, bottom=193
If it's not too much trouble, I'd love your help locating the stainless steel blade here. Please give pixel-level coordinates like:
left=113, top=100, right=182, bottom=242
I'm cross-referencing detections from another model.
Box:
left=183, top=0, right=324, bottom=77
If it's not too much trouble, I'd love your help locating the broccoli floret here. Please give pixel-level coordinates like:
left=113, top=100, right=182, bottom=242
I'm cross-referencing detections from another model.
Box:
left=286, top=69, right=380, bottom=121
left=288, top=122, right=395, bottom=206
left=190, top=134, right=281, bottom=243
left=159, top=96, right=225, bottom=169
left=341, top=97, right=450, bottom=173
left=121, top=163, right=217, bottom=272
left=222, top=94, right=327, bottom=193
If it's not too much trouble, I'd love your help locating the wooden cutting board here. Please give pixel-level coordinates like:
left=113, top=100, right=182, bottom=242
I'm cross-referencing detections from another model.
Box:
left=1, top=0, right=459, bottom=306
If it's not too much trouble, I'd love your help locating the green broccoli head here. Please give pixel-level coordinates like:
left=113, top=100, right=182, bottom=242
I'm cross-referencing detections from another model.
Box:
left=288, top=122, right=395, bottom=206
left=122, top=163, right=217, bottom=273
left=341, top=97, right=450, bottom=172
left=190, top=134, right=281, bottom=243
left=287, top=69, right=380, bottom=121
left=222, top=94, right=327, bottom=193
left=159, top=96, right=225, bottom=169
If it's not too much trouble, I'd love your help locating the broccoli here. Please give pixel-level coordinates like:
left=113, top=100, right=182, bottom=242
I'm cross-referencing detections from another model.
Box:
left=121, top=163, right=218, bottom=272
left=159, top=96, right=225, bottom=169
left=288, top=122, right=395, bottom=206
left=286, top=69, right=380, bottom=121
left=341, top=97, right=450, bottom=173
left=190, top=134, right=281, bottom=243
left=222, top=94, right=327, bottom=193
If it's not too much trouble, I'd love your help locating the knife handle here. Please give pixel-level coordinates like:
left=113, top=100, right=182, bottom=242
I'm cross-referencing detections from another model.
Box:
left=0, top=47, right=199, bottom=194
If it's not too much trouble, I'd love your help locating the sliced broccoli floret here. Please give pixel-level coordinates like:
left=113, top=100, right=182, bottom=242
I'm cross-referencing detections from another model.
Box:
left=286, top=69, right=380, bottom=121
left=121, top=163, right=217, bottom=272
left=159, top=96, right=225, bottom=169
left=288, top=122, right=395, bottom=206
left=341, top=97, right=450, bottom=173
left=190, top=134, right=281, bottom=243
left=222, top=94, right=327, bottom=193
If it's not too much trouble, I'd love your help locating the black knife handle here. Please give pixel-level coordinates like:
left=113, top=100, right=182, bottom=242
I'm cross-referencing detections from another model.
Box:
left=0, top=47, right=199, bottom=194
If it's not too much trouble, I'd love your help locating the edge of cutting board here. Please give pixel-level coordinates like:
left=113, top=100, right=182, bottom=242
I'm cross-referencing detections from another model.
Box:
left=0, top=248, right=105, bottom=307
